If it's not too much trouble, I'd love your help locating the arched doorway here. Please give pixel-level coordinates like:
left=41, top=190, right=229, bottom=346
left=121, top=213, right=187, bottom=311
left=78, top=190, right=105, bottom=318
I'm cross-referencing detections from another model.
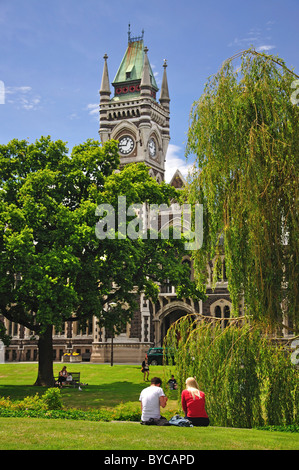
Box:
left=155, top=302, right=194, bottom=346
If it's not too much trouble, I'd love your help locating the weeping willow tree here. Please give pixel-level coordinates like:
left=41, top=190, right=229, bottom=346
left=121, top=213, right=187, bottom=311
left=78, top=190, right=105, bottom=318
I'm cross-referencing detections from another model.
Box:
left=165, top=315, right=298, bottom=427
left=185, top=50, right=299, bottom=331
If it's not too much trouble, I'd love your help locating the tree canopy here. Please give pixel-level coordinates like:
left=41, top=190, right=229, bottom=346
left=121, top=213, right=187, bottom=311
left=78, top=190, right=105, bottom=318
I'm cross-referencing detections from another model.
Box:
left=0, top=136, right=203, bottom=385
left=185, top=50, right=298, bottom=331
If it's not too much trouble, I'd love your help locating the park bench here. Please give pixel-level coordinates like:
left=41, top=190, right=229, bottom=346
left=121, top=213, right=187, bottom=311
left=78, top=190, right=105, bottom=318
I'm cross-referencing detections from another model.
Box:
left=54, top=372, right=81, bottom=388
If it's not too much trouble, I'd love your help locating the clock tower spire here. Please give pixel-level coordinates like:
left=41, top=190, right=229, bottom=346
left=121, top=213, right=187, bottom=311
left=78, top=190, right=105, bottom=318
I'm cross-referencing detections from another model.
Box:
left=99, top=29, right=170, bottom=182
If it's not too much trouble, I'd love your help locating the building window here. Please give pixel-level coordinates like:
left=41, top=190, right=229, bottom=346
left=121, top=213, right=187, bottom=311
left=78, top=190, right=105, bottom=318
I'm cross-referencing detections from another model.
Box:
left=73, top=319, right=93, bottom=336
left=7, top=321, right=19, bottom=337
left=209, top=258, right=228, bottom=285
left=211, top=300, right=232, bottom=329
left=53, top=323, right=66, bottom=337
left=215, top=305, right=221, bottom=318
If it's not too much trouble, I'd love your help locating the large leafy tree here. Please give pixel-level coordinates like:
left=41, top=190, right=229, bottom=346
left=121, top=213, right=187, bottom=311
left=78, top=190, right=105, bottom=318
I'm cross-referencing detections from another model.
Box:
left=186, top=50, right=298, bottom=331
left=0, top=136, right=203, bottom=386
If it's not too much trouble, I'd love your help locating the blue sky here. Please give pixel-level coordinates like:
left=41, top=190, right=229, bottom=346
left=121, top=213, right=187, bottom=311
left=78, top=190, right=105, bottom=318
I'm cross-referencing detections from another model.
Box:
left=0, top=0, right=298, bottom=181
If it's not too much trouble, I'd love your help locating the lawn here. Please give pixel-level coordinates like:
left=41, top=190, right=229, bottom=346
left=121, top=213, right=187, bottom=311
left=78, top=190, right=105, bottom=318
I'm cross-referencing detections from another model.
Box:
left=0, top=362, right=179, bottom=411
left=0, top=417, right=298, bottom=450
left=0, top=363, right=298, bottom=451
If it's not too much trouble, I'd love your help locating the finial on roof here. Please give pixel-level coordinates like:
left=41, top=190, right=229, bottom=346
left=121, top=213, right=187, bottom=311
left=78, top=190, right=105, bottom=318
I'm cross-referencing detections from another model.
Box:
left=140, top=45, right=151, bottom=92
left=100, top=53, right=111, bottom=101
left=128, top=25, right=145, bottom=43
left=160, top=58, right=170, bottom=107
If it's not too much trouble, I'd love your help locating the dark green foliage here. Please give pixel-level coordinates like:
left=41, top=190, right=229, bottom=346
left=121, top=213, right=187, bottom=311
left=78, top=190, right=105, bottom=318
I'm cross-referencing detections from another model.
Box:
left=0, top=136, right=204, bottom=385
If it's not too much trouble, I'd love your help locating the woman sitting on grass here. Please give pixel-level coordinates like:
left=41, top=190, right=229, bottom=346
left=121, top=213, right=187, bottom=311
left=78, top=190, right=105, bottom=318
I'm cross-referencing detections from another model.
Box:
left=181, top=377, right=209, bottom=427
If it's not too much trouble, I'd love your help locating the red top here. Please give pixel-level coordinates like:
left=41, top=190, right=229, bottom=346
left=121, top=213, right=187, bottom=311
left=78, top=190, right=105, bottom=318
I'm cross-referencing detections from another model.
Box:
left=181, top=389, right=209, bottom=418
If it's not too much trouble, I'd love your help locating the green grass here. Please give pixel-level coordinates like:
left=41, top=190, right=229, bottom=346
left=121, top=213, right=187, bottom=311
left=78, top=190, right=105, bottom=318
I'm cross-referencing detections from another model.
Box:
left=0, top=363, right=298, bottom=450
left=0, top=417, right=298, bottom=450
left=0, top=363, right=179, bottom=411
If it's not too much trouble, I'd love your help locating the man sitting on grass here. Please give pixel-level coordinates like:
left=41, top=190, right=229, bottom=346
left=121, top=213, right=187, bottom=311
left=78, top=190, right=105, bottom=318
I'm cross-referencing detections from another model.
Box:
left=139, top=377, right=168, bottom=425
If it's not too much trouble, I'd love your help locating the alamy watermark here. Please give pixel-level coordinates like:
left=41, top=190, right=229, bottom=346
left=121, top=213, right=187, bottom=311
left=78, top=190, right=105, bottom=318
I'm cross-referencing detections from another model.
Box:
left=95, top=197, right=203, bottom=251
left=291, top=339, right=299, bottom=366
left=0, top=80, right=5, bottom=104
left=290, top=79, right=299, bottom=106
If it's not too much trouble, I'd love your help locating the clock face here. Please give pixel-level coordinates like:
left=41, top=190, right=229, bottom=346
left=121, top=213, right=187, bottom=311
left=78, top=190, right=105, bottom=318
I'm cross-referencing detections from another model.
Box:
left=148, top=138, right=157, bottom=158
left=118, top=136, right=134, bottom=155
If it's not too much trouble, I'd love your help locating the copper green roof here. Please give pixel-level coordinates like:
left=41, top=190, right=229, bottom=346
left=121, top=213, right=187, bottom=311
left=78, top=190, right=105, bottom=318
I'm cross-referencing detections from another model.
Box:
left=112, top=39, right=158, bottom=91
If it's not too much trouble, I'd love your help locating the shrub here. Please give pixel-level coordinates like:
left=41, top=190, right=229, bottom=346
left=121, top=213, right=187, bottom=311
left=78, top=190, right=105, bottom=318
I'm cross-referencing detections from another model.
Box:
left=0, top=387, right=62, bottom=413
left=0, top=391, right=141, bottom=422
left=41, top=388, right=63, bottom=410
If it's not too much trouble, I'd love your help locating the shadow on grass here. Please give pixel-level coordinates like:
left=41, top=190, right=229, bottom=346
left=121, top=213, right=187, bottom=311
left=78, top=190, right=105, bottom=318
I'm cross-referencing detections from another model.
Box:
left=61, top=381, right=178, bottom=409
left=0, top=385, right=46, bottom=400
left=0, top=380, right=178, bottom=411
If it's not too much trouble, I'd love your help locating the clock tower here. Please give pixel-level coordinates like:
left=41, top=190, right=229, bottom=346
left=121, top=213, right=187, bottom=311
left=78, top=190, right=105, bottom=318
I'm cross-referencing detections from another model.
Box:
left=99, top=28, right=170, bottom=182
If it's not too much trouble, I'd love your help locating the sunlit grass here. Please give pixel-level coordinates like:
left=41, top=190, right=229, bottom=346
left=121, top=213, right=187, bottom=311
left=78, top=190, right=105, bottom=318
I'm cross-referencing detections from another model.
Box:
left=0, top=363, right=178, bottom=410
left=0, top=363, right=298, bottom=450
left=0, top=417, right=298, bottom=450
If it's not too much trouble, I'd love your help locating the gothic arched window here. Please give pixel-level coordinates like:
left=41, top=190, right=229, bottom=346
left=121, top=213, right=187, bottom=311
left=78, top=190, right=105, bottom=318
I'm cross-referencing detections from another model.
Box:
left=211, top=300, right=232, bottom=329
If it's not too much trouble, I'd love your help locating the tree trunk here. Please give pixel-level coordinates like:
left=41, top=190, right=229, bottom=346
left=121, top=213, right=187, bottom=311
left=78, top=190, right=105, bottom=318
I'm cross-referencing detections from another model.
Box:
left=34, top=325, right=55, bottom=387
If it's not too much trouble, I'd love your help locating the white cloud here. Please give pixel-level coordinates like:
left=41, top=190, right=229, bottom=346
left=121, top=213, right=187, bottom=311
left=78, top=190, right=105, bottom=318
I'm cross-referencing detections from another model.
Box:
left=21, top=97, right=40, bottom=110
left=69, top=113, right=79, bottom=120
left=86, top=103, right=99, bottom=121
left=5, top=86, right=41, bottom=110
left=151, top=63, right=160, bottom=85
left=5, top=86, right=32, bottom=94
left=87, top=103, right=98, bottom=115
left=228, top=22, right=276, bottom=53
left=165, top=144, right=194, bottom=183
left=256, top=45, right=276, bottom=52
